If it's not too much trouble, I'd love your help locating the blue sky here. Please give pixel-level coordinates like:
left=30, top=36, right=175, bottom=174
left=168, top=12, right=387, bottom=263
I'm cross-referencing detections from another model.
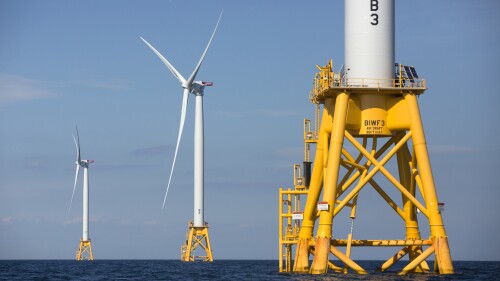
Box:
left=1, top=0, right=499, bottom=261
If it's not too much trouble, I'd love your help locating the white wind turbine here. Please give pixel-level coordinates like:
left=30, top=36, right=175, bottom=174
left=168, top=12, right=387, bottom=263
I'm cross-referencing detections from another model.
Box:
left=140, top=12, right=222, bottom=229
left=68, top=126, right=94, bottom=260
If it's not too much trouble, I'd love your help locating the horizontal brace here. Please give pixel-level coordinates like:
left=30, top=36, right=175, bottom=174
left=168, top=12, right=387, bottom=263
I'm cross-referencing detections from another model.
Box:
left=331, top=239, right=432, bottom=247
left=279, top=240, right=299, bottom=245
left=280, top=190, right=310, bottom=195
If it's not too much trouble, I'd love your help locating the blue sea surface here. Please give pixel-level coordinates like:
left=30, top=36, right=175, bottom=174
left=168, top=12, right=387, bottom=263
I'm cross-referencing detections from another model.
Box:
left=0, top=260, right=498, bottom=281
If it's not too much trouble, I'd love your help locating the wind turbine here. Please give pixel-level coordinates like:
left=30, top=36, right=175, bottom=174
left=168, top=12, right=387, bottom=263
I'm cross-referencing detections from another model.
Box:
left=68, top=126, right=94, bottom=261
left=140, top=11, right=222, bottom=262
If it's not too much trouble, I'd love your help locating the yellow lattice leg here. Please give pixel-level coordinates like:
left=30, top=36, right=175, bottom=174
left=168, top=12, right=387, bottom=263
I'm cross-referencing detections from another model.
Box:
left=181, top=221, right=213, bottom=262
left=76, top=239, right=93, bottom=261
left=310, top=92, right=350, bottom=274
left=405, top=94, right=453, bottom=274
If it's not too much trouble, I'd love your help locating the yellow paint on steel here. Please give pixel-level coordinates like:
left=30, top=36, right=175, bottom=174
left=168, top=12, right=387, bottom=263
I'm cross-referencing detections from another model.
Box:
left=181, top=221, right=213, bottom=262
left=278, top=188, right=283, bottom=272
left=327, top=260, right=344, bottom=273
left=369, top=179, right=406, bottom=220
left=293, top=102, right=334, bottom=273
left=332, top=239, right=432, bottom=246
left=279, top=188, right=309, bottom=272
left=433, top=236, right=454, bottom=274
left=344, top=232, right=353, bottom=274
left=280, top=60, right=453, bottom=275
left=76, top=239, right=93, bottom=261
left=310, top=92, right=350, bottom=274
left=330, top=245, right=368, bottom=274
left=399, top=245, right=435, bottom=275
left=379, top=247, right=409, bottom=272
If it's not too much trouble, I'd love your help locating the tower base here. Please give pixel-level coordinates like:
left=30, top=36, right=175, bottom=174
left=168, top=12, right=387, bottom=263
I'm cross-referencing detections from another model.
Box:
left=279, top=60, right=454, bottom=275
left=76, top=239, right=93, bottom=260
left=181, top=221, right=213, bottom=262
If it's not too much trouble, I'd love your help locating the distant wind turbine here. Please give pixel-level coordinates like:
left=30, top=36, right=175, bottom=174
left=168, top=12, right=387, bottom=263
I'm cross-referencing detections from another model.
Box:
left=140, top=11, right=222, bottom=221
left=140, top=12, right=222, bottom=262
left=68, top=126, right=94, bottom=260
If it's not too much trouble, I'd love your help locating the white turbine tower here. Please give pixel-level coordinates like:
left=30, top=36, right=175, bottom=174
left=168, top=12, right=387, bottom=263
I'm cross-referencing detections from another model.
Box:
left=140, top=12, right=222, bottom=262
left=68, top=126, right=94, bottom=261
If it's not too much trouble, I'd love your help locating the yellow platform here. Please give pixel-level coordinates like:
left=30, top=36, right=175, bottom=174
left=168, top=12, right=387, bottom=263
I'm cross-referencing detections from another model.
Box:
left=279, top=61, right=453, bottom=275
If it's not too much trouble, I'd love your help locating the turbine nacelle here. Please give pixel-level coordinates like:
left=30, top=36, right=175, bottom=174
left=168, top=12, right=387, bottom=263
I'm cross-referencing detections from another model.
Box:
left=77, top=159, right=94, bottom=168
left=191, top=81, right=214, bottom=95
left=200, top=81, right=213, bottom=86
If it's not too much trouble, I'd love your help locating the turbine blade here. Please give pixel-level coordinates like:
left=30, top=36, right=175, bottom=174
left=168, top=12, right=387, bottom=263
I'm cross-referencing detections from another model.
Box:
left=186, top=11, right=223, bottom=86
left=162, top=88, right=190, bottom=209
left=140, top=37, right=187, bottom=85
left=68, top=164, right=80, bottom=217
left=73, top=126, right=81, bottom=163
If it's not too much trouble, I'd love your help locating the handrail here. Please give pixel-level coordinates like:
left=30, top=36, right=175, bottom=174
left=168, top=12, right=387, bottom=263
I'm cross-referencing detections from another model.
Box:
left=336, top=77, right=426, bottom=89
left=311, top=75, right=426, bottom=101
left=325, top=76, right=426, bottom=90
left=309, top=60, right=427, bottom=103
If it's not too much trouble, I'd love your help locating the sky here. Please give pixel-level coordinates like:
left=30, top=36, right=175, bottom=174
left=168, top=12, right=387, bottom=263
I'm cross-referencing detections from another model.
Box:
left=1, top=0, right=499, bottom=261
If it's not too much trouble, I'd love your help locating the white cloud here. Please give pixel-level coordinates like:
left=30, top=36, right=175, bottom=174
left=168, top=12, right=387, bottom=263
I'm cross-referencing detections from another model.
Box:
left=63, top=217, right=82, bottom=225
left=0, top=74, right=56, bottom=106
left=63, top=215, right=102, bottom=225
left=0, top=74, right=132, bottom=108
left=1, top=217, right=12, bottom=224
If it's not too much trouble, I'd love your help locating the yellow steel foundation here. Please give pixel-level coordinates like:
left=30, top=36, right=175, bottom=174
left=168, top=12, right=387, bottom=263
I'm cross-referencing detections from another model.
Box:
left=181, top=221, right=213, bottom=262
left=279, top=61, right=453, bottom=275
left=76, top=239, right=93, bottom=261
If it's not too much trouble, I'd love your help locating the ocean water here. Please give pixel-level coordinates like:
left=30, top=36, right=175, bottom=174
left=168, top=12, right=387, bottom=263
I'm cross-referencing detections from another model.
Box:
left=0, top=260, right=498, bottom=281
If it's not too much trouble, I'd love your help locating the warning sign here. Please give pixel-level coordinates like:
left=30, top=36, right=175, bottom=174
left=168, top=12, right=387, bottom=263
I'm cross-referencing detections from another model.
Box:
left=317, top=202, right=329, bottom=211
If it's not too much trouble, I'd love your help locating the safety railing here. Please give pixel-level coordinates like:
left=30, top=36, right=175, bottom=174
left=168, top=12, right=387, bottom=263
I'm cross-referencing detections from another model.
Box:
left=339, top=77, right=426, bottom=89
left=310, top=75, right=426, bottom=102
left=317, top=76, right=425, bottom=91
